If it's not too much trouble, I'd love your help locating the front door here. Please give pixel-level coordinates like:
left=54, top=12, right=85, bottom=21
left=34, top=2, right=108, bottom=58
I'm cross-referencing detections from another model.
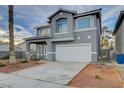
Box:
left=37, top=44, right=47, bottom=60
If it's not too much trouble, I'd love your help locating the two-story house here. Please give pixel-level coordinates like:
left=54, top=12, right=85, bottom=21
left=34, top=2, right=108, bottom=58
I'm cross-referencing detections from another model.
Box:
left=24, top=8, right=102, bottom=62
left=113, top=11, right=124, bottom=56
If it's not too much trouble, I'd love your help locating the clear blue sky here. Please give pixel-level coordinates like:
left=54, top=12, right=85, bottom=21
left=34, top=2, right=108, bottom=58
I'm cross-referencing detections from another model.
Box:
left=0, top=5, right=124, bottom=42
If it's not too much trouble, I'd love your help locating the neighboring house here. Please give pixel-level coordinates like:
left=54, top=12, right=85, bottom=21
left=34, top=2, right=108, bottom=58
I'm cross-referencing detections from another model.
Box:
left=0, top=42, right=9, bottom=59
left=0, top=42, right=9, bottom=51
left=16, top=42, right=36, bottom=51
left=24, top=8, right=102, bottom=62
left=0, top=42, right=32, bottom=59
left=113, top=11, right=124, bottom=55
left=100, top=27, right=115, bottom=60
left=101, top=27, right=114, bottom=49
left=16, top=42, right=26, bottom=51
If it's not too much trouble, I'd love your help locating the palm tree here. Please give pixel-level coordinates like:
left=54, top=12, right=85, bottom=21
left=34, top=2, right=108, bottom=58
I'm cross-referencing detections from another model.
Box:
left=8, top=5, right=16, bottom=63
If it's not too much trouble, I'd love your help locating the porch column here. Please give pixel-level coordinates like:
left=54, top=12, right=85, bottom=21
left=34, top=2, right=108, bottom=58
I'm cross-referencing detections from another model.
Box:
left=46, top=40, right=55, bottom=61
left=36, top=44, right=39, bottom=54
left=26, top=41, right=30, bottom=52
left=25, top=41, right=31, bottom=61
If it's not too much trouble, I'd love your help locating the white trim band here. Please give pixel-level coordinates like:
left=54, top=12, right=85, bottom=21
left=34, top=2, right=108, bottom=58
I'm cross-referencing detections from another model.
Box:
left=91, top=52, right=97, bottom=54
left=47, top=52, right=56, bottom=54
left=33, top=52, right=97, bottom=55
left=54, top=32, right=68, bottom=35
left=74, top=27, right=97, bottom=32
left=36, top=54, right=47, bottom=56
left=51, top=38, right=74, bottom=42
left=56, top=43, right=92, bottom=47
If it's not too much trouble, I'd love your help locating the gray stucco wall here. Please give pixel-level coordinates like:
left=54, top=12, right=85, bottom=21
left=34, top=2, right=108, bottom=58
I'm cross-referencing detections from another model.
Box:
left=46, top=13, right=100, bottom=62
left=46, top=40, right=55, bottom=61
left=115, top=20, right=124, bottom=54
left=96, top=17, right=101, bottom=56
left=50, top=12, right=74, bottom=40
left=50, top=29, right=98, bottom=62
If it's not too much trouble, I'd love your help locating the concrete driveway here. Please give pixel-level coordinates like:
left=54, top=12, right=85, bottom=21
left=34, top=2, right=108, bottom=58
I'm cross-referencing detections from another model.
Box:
left=0, top=61, right=89, bottom=88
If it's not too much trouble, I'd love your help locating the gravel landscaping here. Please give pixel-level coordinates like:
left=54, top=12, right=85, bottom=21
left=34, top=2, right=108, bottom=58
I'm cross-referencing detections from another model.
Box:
left=68, top=64, right=123, bottom=88
left=0, top=59, right=44, bottom=73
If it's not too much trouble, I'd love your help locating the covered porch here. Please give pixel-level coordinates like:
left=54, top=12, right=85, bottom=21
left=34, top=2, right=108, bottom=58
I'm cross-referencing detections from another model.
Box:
left=24, top=36, right=53, bottom=61
left=29, top=41, right=47, bottom=60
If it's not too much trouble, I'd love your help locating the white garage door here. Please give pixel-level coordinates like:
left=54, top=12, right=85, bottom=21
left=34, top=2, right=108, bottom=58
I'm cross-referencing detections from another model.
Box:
left=56, top=43, right=92, bottom=62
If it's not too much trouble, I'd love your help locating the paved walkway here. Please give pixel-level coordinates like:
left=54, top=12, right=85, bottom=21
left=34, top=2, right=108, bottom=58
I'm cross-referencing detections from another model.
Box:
left=0, top=61, right=89, bottom=88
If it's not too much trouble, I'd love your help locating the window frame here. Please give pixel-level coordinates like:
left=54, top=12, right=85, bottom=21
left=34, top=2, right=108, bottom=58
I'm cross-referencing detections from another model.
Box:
left=56, top=18, right=68, bottom=33
left=75, top=16, right=91, bottom=30
left=37, top=28, right=50, bottom=36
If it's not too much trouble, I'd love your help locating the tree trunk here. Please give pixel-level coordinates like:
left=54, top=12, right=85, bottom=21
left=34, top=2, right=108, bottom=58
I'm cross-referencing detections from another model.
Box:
left=8, top=5, right=16, bottom=63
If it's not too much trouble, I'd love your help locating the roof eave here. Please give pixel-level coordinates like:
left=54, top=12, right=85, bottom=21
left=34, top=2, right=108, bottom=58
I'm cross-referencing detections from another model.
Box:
left=23, top=36, right=52, bottom=41
left=113, top=11, right=124, bottom=35
left=74, top=8, right=102, bottom=18
left=48, top=8, right=77, bottom=20
left=33, top=24, right=50, bottom=29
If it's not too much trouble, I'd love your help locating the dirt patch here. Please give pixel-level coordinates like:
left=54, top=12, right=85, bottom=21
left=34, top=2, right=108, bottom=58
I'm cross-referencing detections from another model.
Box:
left=115, top=65, right=124, bottom=87
left=0, top=59, right=45, bottom=73
left=115, top=65, right=124, bottom=80
left=68, top=64, right=123, bottom=88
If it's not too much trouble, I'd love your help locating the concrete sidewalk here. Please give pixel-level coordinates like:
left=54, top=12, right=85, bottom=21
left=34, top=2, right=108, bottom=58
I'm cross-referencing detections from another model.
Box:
left=0, top=61, right=89, bottom=88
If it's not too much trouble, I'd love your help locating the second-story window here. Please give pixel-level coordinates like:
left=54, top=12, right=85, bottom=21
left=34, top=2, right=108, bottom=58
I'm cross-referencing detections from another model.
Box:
left=38, top=28, right=50, bottom=36
left=75, top=16, right=91, bottom=30
left=41, top=28, right=50, bottom=36
left=56, top=18, right=68, bottom=33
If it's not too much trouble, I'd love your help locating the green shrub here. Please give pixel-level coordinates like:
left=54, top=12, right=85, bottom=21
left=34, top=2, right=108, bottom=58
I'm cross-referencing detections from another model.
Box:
left=94, top=74, right=102, bottom=80
left=20, top=59, right=28, bottom=63
left=0, top=63, right=6, bottom=67
left=30, top=55, right=40, bottom=61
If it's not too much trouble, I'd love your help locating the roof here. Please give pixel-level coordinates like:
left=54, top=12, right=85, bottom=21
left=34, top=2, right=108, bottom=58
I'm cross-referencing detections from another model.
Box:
left=33, top=8, right=102, bottom=33
left=48, top=8, right=77, bottom=20
left=73, top=8, right=102, bottom=34
left=74, top=8, right=102, bottom=18
left=16, top=42, right=26, bottom=46
left=24, top=35, right=51, bottom=41
left=34, top=24, right=50, bottom=29
left=113, top=11, right=124, bottom=35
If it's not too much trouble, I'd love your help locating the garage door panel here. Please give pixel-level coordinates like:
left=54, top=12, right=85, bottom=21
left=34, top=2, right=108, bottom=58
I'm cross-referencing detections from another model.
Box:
left=56, top=44, right=91, bottom=62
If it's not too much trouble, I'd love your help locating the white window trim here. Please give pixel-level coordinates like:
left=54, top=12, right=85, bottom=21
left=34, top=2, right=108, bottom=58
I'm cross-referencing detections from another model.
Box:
left=56, top=18, right=68, bottom=34
left=56, top=43, right=92, bottom=47
left=37, top=28, right=51, bottom=36
left=74, top=27, right=97, bottom=32
left=75, top=15, right=96, bottom=30
left=46, top=51, right=97, bottom=55
left=47, top=52, right=56, bottom=54
left=51, top=38, right=74, bottom=42
left=91, top=51, right=97, bottom=54
left=76, top=15, right=91, bottom=20
left=75, top=16, right=91, bottom=29
left=54, top=31, right=68, bottom=35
